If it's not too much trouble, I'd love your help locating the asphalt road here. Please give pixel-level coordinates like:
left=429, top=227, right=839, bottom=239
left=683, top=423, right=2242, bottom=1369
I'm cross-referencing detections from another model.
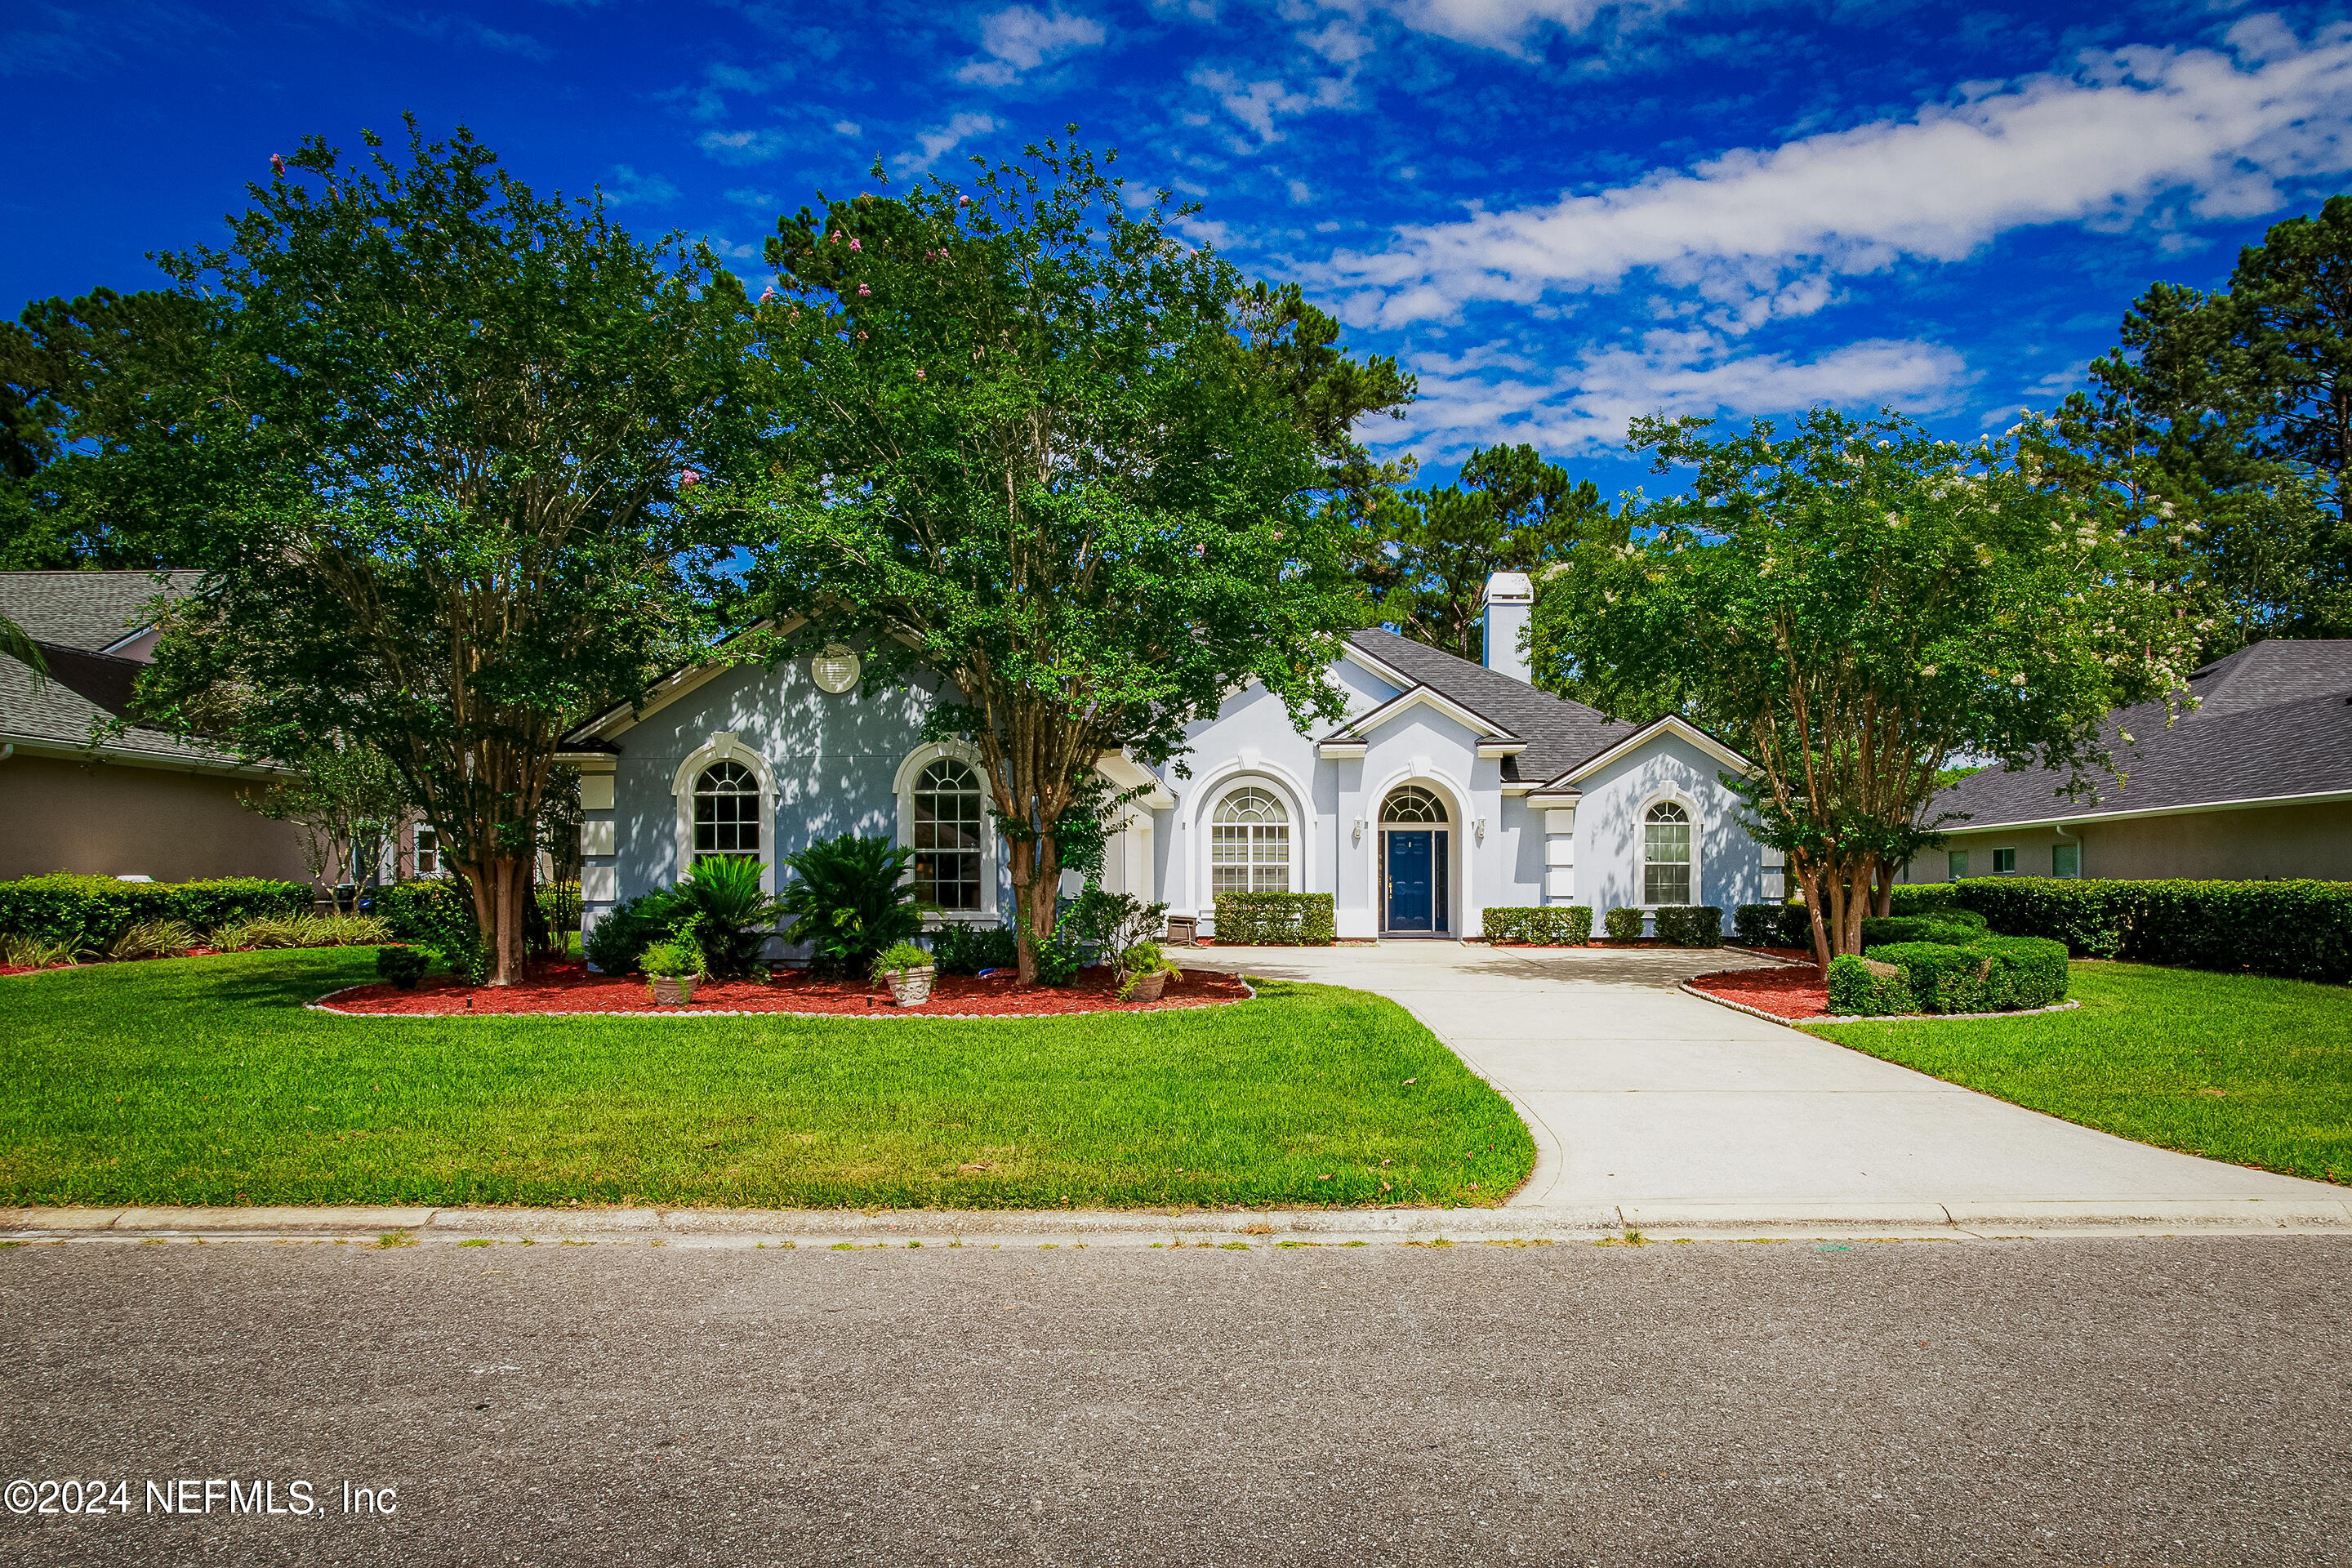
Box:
left=2, top=1236, right=2348, bottom=1566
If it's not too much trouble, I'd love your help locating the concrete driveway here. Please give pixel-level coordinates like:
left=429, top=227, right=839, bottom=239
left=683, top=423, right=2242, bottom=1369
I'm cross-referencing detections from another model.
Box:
left=1192, top=942, right=2349, bottom=1225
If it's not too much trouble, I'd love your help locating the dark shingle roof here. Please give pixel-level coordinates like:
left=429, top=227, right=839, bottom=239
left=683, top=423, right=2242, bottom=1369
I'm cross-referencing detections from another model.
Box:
left=1345, top=627, right=1642, bottom=783
left=1934, top=639, right=2352, bottom=828
left=0, top=569, right=255, bottom=769
left=0, top=569, right=196, bottom=651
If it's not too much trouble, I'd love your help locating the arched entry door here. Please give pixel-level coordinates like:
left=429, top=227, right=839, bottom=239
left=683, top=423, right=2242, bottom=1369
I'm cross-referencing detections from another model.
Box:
left=1380, top=786, right=1451, bottom=934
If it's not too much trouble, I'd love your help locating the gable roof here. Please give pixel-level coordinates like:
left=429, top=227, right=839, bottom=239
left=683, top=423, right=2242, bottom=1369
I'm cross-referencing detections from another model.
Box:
left=1933, top=639, right=2352, bottom=830
left=1344, top=627, right=1641, bottom=782
left=0, top=569, right=265, bottom=773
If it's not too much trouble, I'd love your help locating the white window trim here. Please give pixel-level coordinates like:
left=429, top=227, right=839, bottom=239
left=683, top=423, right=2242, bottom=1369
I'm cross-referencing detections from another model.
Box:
left=672, top=733, right=777, bottom=893
left=893, top=741, right=1001, bottom=924
left=1637, top=787, right=1701, bottom=910
left=1201, top=774, right=1303, bottom=899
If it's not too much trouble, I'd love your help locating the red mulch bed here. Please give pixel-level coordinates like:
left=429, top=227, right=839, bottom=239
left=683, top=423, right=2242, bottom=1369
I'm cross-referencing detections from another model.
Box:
left=1687, top=964, right=1830, bottom=1022
left=318, top=960, right=1252, bottom=1018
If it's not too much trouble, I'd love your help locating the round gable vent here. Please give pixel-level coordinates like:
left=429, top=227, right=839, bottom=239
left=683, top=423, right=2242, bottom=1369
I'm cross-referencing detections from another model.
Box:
left=810, top=645, right=861, bottom=694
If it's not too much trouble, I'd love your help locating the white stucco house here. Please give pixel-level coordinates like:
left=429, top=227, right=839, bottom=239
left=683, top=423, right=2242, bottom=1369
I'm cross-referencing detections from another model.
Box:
left=559, top=573, right=1777, bottom=951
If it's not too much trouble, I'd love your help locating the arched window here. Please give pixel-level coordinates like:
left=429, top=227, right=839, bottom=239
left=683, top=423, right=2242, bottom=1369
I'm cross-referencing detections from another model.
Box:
left=693, top=760, right=761, bottom=858
left=1211, top=786, right=1291, bottom=894
left=912, top=759, right=985, bottom=911
left=1643, top=801, right=1692, bottom=905
left=1380, top=786, right=1449, bottom=824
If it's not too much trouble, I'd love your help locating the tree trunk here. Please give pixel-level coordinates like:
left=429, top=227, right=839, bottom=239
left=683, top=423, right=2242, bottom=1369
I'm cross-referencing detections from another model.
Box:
left=1796, top=854, right=1830, bottom=972
left=456, top=853, right=531, bottom=987
left=1008, top=833, right=1062, bottom=985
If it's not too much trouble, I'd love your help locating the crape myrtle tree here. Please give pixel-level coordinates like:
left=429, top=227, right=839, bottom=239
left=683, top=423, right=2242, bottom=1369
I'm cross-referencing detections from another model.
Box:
left=131, top=120, right=751, bottom=985
left=1530, top=408, right=2203, bottom=964
left=2056, top=194, right=2352, bottom=656
left=726, top=138, right=1412, bottom=982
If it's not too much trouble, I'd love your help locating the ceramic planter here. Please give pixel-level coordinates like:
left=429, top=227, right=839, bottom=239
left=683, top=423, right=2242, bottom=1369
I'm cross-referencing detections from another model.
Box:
left=1125, top=971, right=1169, bottom=1002
left=648, top=974, right=696, bottom=1005
left=886, top=966, right=936, bottom=1006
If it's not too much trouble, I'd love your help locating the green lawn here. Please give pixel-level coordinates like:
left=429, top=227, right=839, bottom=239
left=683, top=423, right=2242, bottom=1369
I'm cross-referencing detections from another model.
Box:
left=1808, top=962, right=2352, bottom=1185
left=0, top=949, right=1532, bottom=1210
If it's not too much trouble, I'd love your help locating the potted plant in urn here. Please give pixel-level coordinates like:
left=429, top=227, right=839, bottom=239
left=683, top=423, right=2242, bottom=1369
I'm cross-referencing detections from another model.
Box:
left=641, top=939, right=705, bottom=1005
left=873, top=941, right=937, bottom=1007
left=1116, top=941, right=1183, bottom=1002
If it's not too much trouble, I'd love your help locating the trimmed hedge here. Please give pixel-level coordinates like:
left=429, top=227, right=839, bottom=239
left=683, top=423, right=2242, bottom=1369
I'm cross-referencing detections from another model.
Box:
left=1653, top=906, right=1724, bottom=947
left=1733, top=902, right=1814, bottom=949
left=1481, top=906, right=1592, bottom=945
left=371, top=877, right=490, bottom=985
left=1602, top=906, right=1644, bottom=940
left=1863, top=936, right=2068, bottom=1014
left=1858, top=911, right=1988, bottom=949
left=1891, top=876, right=2352, bottom=983
left=0, top=875, right=310, bottom=955
left=1211, top=892, right=1337, bottom=946
left=1827, top=956, right=1914, bottom=1016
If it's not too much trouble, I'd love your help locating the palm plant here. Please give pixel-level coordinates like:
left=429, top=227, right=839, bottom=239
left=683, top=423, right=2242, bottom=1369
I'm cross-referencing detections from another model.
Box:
left=674, top=854, right=783, bottom=978
left=0, top=609, right=45, bottom=679
left=773, top=835, right=927, bottom=977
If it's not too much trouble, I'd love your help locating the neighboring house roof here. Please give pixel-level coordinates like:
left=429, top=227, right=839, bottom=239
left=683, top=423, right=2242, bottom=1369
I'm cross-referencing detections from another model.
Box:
left=0, top=568, right=266, bottom=773
left=2, top=568, right=198, bottom=652
left=1343, top=628, right=1644, bottom=784
left=1933, top=639, right=2352, bottom=831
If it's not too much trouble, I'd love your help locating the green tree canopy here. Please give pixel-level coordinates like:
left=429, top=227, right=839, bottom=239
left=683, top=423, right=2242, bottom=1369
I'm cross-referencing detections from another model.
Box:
left=127, top=118, right=751, bottom=984
left=1355, top=443, right=1606, bottom=663
left=1532, top=408, right=2203, bottom=961
left=0, top=287, right=225, bottom=568
left=724, top=137, right=1412, bottom=979
left=2059, top=194, right=2352, bottom=653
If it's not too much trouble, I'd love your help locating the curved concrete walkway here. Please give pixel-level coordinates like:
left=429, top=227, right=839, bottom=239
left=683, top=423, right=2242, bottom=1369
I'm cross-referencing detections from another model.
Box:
left=1191, top=942, right=2352, bottom=1227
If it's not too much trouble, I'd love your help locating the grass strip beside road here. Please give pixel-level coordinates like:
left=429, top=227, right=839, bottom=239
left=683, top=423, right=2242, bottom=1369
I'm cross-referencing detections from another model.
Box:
left=0, top=950, right=1532, bottom=1210
left=1808, top=962, right=2352, bottom=1186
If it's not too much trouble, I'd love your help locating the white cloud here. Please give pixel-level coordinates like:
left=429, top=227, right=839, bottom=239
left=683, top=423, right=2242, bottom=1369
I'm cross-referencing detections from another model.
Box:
left=1364, top=0, right=1680, bottom=56
left=1190, top=65, right=1356, bottom=144
left=1321, top=18, right=2352, bottom=329
left=697, top=127, right=791, bottom=165
left=724, top=187, right=778, bottom=209
left=956, top=5, right=1107, bottom=86
left=832, top=118, right=862, bottom=137
left=1286, top=177, right=1315, bottom=204
left=1392, top=335, right=1971, bottom=459
left=1300, top=18, right=1374, bottom=64
left=600, top=165, right=679, bottom=207
left=904, top=112, right=1000, bottom=173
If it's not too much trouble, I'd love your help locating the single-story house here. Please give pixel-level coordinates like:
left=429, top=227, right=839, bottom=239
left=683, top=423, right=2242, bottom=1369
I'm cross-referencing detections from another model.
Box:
left=559, top=572, right=1778, bottom=949
left=0, top=569, right=315, bottom=883
left=1905, top=637, right=2352, bottom=884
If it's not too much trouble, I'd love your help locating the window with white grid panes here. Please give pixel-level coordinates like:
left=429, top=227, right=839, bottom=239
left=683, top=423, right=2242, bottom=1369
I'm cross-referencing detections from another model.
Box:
left=911, top=759, right=985, bottom=911
left=1211, top=786, right=1290, bottom=894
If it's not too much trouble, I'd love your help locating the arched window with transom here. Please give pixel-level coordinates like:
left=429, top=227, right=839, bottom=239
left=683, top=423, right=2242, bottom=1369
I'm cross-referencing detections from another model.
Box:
left=1643, top=801, right=1692, bottom=905
left=912, top=759, right=986, bottom=911
left=1380, top=786, right=1449, bottom=825
left=693, top=760, right=761, bottom=858
left=1211, top=786, right=1291, bottom=894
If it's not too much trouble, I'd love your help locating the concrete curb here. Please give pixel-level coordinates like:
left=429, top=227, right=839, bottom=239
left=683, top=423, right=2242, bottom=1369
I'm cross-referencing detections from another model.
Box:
left=7, top=1198, right=2349, bottom=1247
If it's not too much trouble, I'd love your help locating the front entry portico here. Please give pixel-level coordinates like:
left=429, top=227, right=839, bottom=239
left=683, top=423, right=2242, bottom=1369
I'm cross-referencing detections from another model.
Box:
left=1380, top=785, right=1451, bottom=935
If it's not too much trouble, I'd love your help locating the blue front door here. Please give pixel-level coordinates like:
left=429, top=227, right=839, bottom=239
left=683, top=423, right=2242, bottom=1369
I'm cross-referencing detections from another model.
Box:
left=1386, top=831, right=1442, bottom=932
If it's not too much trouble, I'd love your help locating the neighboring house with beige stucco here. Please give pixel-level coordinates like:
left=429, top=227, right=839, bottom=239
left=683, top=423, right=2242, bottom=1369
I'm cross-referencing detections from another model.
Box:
left=0, top=569, right=316, bottom=883
left=1905, top=638, right=2352, bottom=884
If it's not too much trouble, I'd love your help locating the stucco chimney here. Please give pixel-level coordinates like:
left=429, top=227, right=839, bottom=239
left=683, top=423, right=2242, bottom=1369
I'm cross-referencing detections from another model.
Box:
left=1481, top=572, right=1534, bottom=684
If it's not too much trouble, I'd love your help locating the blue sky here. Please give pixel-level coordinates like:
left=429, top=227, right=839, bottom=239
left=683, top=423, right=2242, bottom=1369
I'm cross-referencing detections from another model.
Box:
left=7, top=0, right=2350, bottom=492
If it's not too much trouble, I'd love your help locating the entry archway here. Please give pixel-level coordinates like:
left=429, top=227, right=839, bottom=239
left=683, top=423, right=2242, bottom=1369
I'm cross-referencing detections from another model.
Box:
left=1379, top=784, right=1452, bottom=934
